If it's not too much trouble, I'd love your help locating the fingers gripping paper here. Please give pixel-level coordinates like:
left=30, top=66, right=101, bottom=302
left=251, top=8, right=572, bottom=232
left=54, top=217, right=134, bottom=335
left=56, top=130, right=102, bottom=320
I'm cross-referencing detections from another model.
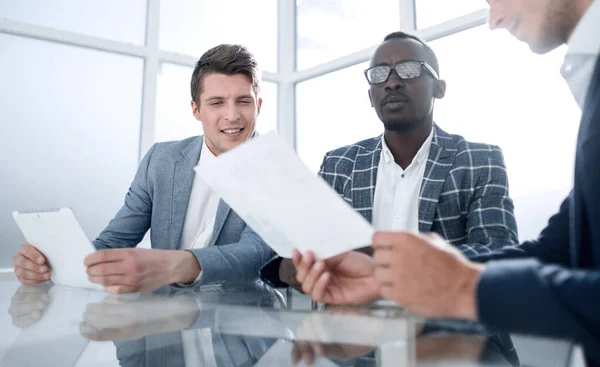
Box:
left=195, top=132, right=374, bottom=259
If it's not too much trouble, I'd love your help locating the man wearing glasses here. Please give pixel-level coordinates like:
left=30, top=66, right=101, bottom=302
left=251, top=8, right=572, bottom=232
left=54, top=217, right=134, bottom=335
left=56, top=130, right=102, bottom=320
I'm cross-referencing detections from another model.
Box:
left=294, top=0, right=600, bottom=364
left=262, top=31, right=519, bottom=289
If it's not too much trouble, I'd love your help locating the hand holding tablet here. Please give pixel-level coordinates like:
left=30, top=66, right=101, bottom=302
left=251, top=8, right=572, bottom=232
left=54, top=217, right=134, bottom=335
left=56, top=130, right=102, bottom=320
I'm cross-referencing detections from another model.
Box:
left=13, top=208, right=104, bottom=291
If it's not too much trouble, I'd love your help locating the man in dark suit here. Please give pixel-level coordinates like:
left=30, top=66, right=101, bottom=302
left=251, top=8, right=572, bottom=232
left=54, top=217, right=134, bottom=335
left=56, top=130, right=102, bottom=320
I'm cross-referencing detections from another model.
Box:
left=292, top=0, right=600, bottom=364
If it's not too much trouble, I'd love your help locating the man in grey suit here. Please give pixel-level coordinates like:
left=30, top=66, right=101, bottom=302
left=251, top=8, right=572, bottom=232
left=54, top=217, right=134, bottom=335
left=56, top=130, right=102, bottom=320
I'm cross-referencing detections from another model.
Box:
left=263, top=32, right=519, bottom=289
left=12, top=44, right=275, bottom=293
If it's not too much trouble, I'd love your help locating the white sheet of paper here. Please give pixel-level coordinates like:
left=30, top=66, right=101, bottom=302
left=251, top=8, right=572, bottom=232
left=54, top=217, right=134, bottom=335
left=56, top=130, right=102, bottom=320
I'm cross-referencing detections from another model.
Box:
left=195, top=132, right=375, bottom=259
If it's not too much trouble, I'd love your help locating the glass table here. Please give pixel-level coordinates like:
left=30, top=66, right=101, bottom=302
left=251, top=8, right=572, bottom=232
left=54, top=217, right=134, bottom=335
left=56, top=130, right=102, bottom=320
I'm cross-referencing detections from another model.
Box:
left=0, top=273, right=584, bottom=366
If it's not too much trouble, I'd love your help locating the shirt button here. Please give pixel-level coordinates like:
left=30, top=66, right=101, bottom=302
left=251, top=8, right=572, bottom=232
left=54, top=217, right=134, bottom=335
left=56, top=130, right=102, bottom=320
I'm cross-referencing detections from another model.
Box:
left=395, top=214, right=400, bottom=219
left=207, top=219, right=213, bottom=224
left=401, top=174, right=405, bottom=178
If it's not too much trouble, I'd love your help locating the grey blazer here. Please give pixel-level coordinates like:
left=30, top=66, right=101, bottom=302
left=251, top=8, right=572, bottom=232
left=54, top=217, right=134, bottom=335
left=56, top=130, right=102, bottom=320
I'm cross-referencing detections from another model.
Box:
left=93, top=135, right=275, bottom=285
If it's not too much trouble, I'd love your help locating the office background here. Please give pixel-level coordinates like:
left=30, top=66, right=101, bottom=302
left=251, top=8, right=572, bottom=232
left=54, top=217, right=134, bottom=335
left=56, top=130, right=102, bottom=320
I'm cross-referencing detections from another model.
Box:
left=0, top=0, right=580, bottom=268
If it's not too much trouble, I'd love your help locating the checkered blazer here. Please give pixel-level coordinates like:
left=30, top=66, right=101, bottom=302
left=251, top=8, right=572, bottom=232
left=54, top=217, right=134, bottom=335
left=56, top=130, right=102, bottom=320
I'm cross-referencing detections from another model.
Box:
left=318, top=124, right=519, bottom=256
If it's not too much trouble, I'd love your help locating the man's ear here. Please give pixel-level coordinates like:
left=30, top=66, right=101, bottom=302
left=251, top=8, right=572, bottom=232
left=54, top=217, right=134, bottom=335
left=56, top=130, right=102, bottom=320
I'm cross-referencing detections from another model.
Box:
left=257, top=97, right=263, bottom=116
left=191, top=100, right=202, bottom=121
left=368, top=89, right=373, bottom=107
left=434, top=80, right=446, bottom=99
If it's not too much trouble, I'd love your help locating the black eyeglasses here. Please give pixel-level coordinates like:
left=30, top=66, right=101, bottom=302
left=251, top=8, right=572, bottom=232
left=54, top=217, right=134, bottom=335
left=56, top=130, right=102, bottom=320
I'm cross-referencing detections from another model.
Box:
left=364, top=60, right=439, bottom=84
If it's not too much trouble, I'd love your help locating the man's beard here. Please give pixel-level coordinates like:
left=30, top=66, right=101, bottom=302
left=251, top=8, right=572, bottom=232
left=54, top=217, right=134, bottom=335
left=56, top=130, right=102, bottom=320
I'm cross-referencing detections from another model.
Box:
left=382, top=118, right=421, bottom=133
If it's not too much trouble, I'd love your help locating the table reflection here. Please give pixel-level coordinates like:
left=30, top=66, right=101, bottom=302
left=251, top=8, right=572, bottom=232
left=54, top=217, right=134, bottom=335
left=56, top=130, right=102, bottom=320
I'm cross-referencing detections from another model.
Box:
left=4, top=281, right=519, bottom=366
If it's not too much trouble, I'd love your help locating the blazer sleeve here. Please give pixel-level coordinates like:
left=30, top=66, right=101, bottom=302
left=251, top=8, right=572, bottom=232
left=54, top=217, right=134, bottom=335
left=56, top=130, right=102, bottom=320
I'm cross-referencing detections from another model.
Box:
left=458, top=146, right=519, bottom=256
left=477, top=259, right=600, bottom=361
left=188, top=224, right=276, bottom=285
left=93, top=144, right=157, bottom=250
left=475, top=197, right=600, bottom=359
left=470, top=193, right=572, bottom=266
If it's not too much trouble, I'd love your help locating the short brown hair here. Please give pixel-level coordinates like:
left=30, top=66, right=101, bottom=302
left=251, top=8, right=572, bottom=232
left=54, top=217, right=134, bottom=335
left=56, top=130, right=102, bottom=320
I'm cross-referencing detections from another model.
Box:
left=190, top=44, right=261, bottom=103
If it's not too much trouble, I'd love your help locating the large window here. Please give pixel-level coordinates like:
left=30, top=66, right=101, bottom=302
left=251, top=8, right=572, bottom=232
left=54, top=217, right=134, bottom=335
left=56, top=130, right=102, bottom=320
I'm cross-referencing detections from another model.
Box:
left=159, top=0, right=278, bottom=72
left=155, top=64, right=198, bottom=143
left=296, top=0, right=400, bottom=70
left=257, top=82, right=279, bottom=135
left=0, top=0, right=147, bottom=44
left=0, top=35, right=143, bottom=267
left=296, top=62, right=383, bottom=172
left=429, top=26, right=580, bottom=240
left=416, top=0, right=485, bottom=29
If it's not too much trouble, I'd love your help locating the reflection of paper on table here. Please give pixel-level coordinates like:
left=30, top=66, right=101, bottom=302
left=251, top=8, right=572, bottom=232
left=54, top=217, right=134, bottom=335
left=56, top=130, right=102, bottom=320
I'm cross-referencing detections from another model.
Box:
left=293, top=312, right=413, bottom=346
left=195, top=132, right=375, bottom=259
left=255, top=340, right=338, bottom=367
left=214, top=305, right=294, bottom=340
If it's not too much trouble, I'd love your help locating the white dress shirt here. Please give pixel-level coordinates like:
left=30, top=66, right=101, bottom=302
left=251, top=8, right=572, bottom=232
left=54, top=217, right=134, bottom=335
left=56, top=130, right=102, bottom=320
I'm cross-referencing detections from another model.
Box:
left=179, top=141, right=220, bottom=251
left=176, top=140, right=220, bottom=287
left=182, top=328, right=218, bottom=367
left=179, top=141, right=220, bottom=367
left=372, top=130, right=433, bottom=232
left=560, top=0, right=600, bottom=108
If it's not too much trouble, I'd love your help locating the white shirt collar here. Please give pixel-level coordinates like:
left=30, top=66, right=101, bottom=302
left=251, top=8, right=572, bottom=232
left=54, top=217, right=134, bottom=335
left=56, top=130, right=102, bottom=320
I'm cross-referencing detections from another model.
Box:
left=566, top=0, right=600, bottom=56
left=561, top=1, right=600, bottom=108
left=380, top=127, right=434, bottom=165
left=198, top=138, right=217, bottom=166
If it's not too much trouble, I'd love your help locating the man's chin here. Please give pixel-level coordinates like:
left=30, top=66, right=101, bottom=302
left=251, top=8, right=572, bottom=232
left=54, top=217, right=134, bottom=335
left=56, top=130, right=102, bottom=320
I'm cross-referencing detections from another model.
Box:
left=525, top=28, right=564, bottom=55
left=382, top=119, right=420, bottom=133
left=217, top=133, right=252, bottom=152
left=528, top=40, right=560, bottom=55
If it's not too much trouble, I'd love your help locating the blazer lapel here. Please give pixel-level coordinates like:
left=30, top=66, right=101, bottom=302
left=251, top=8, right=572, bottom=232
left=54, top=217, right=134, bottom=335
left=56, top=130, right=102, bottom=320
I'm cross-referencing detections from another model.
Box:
left=208, top=200, right=231, bottom=247
left=572, top=55, right=600, bottom=267
left=418, top=125, right=457, bottom=232
left=351, top=136, right=383, bottom=223
left=170, top=137, right=204, bottom=250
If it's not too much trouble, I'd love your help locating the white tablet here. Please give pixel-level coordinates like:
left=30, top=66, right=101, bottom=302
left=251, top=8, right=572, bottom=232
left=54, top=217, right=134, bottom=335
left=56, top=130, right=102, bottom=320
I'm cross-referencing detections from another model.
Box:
left=12, top=208, right=104, bottom=290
